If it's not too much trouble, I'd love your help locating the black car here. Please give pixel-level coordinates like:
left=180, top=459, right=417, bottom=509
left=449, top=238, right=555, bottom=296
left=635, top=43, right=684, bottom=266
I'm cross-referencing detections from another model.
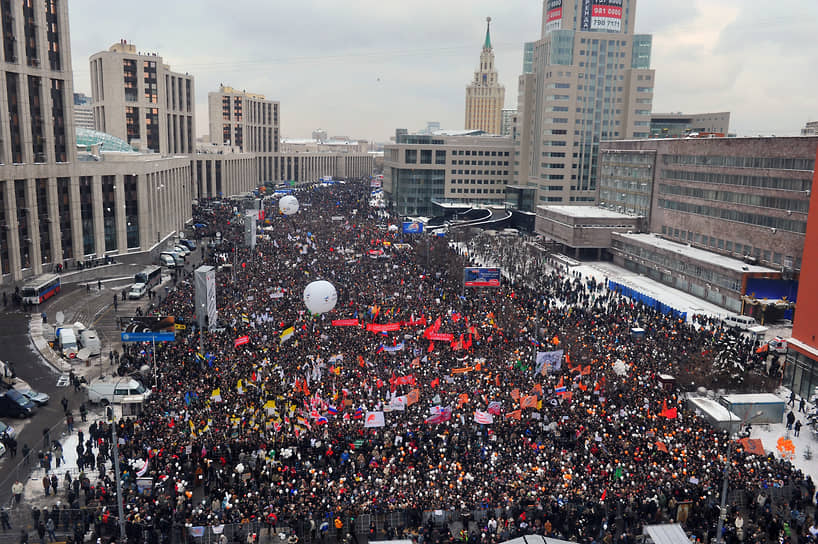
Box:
left=0, top=390, right=37, bottom=417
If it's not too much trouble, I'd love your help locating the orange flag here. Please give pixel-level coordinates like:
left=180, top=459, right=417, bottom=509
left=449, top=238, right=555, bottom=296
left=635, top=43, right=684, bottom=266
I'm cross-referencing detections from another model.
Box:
left=406, top=389, right=420, bottom=406
left=457, top=393, right=469, bottom=408
left=552, top=335, right=560, bottom=346
left=578, top=383, right=588, bottom=392
left=452, top=366, right=473, bottom=375
left=520, top=395, right=538, bottom=409
left=581, top=365, right=591, bottom=376
left=511, top=388, right=521, bottom=401
left=505, top=410, right=522, bottom=420
left=532, top=383, right=543, bottom=395
left=656, top=441, right=668, bottom=453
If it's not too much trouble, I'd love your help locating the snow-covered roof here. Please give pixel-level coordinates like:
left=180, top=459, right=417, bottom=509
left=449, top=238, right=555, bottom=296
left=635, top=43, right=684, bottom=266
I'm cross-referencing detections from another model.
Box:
left=614, top=233, right=777, bottom=274
left=687, top=395, right=739, bottom=422
left=721, top=393, right=785, bottom=406
left=537, top=205, right=636, bottom=219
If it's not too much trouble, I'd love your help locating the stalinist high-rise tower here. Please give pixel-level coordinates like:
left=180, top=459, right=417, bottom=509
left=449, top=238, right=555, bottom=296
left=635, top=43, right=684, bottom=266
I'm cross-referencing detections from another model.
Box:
left=465, top=17, right=505, bottom=134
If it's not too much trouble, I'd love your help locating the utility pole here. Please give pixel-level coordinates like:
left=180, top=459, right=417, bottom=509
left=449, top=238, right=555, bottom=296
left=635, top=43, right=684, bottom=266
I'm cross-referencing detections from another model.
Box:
left=109, top=405, right=127, bottom=542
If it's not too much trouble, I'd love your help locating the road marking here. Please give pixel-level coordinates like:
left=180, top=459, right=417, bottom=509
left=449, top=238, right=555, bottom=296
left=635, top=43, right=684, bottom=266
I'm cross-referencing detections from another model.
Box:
left=56, top=375, right=70, bottom=387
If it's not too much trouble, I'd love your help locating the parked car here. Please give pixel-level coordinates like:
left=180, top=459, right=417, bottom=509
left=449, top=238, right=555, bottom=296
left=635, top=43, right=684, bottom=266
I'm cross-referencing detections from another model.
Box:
left=128, top=283, right=147, bottom=300
left=0, top=420, right=16, bottom=440
left=18, top=389, right=49, bottom=406
left=722, top=315, right=757, bottom=330
left=172, top=245, right=190, bottom=257
left=179, top=239, right=197, bottom=251
left=0, top=389, right=37, bottom=417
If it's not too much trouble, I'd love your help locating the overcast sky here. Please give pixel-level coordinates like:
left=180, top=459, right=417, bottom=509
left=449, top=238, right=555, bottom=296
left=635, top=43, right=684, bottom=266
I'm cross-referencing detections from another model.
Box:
left=68, top=0, right=817, bottom=142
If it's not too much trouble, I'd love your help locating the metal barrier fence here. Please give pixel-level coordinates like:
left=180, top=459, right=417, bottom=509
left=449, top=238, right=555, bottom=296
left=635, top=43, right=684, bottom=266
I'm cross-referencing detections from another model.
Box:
left=0, top=482, right=806, bottom=544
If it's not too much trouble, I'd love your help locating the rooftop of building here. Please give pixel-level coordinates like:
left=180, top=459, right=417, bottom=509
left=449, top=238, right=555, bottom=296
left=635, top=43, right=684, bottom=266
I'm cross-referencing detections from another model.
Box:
left=537, top=205, right=637, bottom=219
left=605, top=135, right=818, bottom=144
left=281, top=138, right=363, bottom=146
left=75, top=128, right=136, bottom=153
left=216, top=85, right=268, bottom=101
left=650, top=112, right=730, bottom=119
left=613, top=232, right=778, bottom=274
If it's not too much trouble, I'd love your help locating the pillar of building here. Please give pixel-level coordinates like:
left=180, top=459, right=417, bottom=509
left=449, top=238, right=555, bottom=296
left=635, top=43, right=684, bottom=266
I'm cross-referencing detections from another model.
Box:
left=4, top=182, right=21, bottom=280
left=69, top=178, right=83, bottom=260
left=136, top=173, right=151, bottom=249
left=25, top=178, right=42, bottom=275
left=47, top=178, right=62, bottom=264
left=114, top=174, right=128, bottom=253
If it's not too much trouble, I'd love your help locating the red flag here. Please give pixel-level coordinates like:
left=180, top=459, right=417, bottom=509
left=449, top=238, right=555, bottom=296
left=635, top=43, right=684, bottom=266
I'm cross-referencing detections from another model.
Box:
left=655, top=441, right=668, bottom=453
left=660, top=400, right=678, bottom=419
left=505, top=410, right=522, bottom=420
left=601, top=490, right=607, bottom=501
left=428, top=340, right=435, bottom=353
left=430, top=377, right=440, bottom=388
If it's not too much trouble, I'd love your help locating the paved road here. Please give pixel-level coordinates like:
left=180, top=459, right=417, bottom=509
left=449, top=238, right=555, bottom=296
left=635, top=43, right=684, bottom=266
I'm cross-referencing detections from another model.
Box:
left=0, top=309, right=87, bottom=504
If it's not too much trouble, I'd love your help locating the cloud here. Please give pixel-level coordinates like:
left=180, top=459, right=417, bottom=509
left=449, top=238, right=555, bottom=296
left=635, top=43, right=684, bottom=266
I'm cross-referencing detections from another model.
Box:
left=69, top=0, right=817, bottom=141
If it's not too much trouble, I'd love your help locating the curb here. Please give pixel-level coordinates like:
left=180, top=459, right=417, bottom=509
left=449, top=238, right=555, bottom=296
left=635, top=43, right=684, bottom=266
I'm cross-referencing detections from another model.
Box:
left=28, top=315, right=72, bottom=374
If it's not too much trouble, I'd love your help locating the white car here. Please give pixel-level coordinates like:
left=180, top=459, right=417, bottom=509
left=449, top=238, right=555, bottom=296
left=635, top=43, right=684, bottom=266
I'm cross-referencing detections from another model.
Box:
left=128, top=283, right=147, bottom=299
left=173, top=245, right=190, bottom=257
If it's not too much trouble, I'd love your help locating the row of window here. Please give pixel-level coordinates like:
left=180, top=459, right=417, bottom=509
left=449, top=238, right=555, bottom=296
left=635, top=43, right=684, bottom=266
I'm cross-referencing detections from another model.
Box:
left=658, top=198, right=807, bottom=234
left=451, top=160, right=509, bottom=166
left=661, top=169, right=812, bottom=192
left=451, top=170, right=509, bottom=176
left=450, top=188, right=501, bottom=194
left=612, top=239, right=742, bottom=292
left=659, top=226, right=798, bottom=269
left=451, top=150, right=510, bottom=157
left=662, top=154, right=815, bottom=171
left=658, top=183, right=809, bottom=214
left=451, top=179, right=502, bottom=185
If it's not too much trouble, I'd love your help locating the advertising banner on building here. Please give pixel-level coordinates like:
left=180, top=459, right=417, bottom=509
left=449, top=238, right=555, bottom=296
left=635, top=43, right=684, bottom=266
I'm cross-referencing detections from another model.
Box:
left=195, top=266, right=218, bottom=331
left=121, top=316, right=176, bottom=343
left=545, top=0, right=563, bottom=33
left=402, top=221, right=424, bottom=234
left=464, top=267, right=502, bottom=288
left=581, top=0, right=622, bottom=32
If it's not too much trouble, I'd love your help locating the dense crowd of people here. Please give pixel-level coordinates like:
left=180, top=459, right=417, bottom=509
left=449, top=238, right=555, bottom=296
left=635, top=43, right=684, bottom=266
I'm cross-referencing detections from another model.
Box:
left=28, top=182, right=818, bottom=544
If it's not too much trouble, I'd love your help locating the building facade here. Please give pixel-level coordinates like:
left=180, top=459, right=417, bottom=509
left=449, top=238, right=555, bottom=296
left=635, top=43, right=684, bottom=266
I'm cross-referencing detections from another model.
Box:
left=599, top=137, right=816, bottom=275
left=609, top=232, right=785, bottom=313
left=90, top=40, right=195, bottom=155
left=785, top=151, right=818, bottom=398
left=73, top=92, right=95, bottom=130
left=803, top=121, right=818, bottom=137
left=208, top=85, right=279, bottom=182
left=515, top=0, right=655, bottom=206
left=501, top=109, right=516, bottom=136
left=649, top=112, right=731, bottom=138
left=278, top=152, right=373, bottom=183
left=464, top=18, right=505, bottom=135
left=384, top=130, right=514, bottom=216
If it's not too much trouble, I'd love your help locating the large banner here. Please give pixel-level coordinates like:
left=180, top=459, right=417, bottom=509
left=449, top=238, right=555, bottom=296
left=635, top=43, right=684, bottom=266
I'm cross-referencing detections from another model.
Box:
left=545, top=0, right=563, bottom=33
left=121, top=316, right=176, bottom=343
left=195, top=265, right=217, bottom=331
left=402, top=221, right=424, bottom=234
left=581, top=0, right=622, bottom=32
left=464, top=267, right=501, bottom=288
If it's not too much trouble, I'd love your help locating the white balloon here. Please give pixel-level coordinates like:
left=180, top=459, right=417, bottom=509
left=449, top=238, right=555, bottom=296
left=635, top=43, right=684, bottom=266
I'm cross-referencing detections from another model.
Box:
left=279, top=195, right=299, bottom=216
left=303, top=280, right=337, bottom=315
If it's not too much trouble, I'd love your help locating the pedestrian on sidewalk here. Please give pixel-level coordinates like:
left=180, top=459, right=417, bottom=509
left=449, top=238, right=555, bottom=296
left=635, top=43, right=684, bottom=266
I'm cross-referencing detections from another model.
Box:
left=97, top=279, right=102, bottom=291
left=800, top=397, right=807, bottom=413
left=795, top=420, right=802, bottom=437
left=113, top=295, right=118, bottom=312
left=60, top=397, right=68, bottom=414
left=44, top=518, right=55, bottom=543
left=11, top=480, right=22, bottom=504
left=42, top=476, right=50, bottom=497
left=79, top=403, right=87, bottom=423
left=21, top=444, right=29, bottom=465
left=65, top=413, right=74, bottom=434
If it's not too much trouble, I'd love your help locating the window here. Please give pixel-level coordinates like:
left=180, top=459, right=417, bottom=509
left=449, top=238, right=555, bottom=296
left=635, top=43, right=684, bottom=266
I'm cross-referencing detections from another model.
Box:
left=405, top=149, right=417, bottom=164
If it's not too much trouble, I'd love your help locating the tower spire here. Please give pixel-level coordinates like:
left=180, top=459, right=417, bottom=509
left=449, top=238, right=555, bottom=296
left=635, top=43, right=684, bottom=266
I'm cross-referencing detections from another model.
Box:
left=484, top=17, right=492, bottom=50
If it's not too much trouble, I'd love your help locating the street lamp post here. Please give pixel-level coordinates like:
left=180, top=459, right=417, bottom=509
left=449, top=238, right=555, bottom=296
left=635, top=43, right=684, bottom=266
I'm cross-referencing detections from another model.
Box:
left=107, top=382, right=127, bottom=542
left=716, top=409, right=763, bottom=543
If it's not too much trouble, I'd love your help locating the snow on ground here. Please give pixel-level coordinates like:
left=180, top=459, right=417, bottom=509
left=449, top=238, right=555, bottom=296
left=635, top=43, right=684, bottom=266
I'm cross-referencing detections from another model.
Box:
left=574, top=261, right=732, bottom=323
left=749, top=389, right=818, bottom=487
left=21, top=407, right=110, bottom=506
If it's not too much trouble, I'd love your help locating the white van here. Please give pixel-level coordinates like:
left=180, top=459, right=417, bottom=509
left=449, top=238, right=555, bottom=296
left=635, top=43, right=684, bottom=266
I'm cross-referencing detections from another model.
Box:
left=86, top=378, right=150, bottom=406
left=58, top=328, right=78, bottom=358
left=128, top=283, right=147, bottom=299
left=723, top=315, right=757, bottom=330
left=79, top=329, right=101, bottom=356
left=159, top=253, right=176, bottom=268
left=160, top=251, right=184, bottom=268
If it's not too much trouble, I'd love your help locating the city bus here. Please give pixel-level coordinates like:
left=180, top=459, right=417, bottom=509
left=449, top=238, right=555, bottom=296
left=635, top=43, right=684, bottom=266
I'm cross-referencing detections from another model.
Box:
left=20, top=274, right=61, bottom=305
left=134, top=266, right=162, bottom=289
